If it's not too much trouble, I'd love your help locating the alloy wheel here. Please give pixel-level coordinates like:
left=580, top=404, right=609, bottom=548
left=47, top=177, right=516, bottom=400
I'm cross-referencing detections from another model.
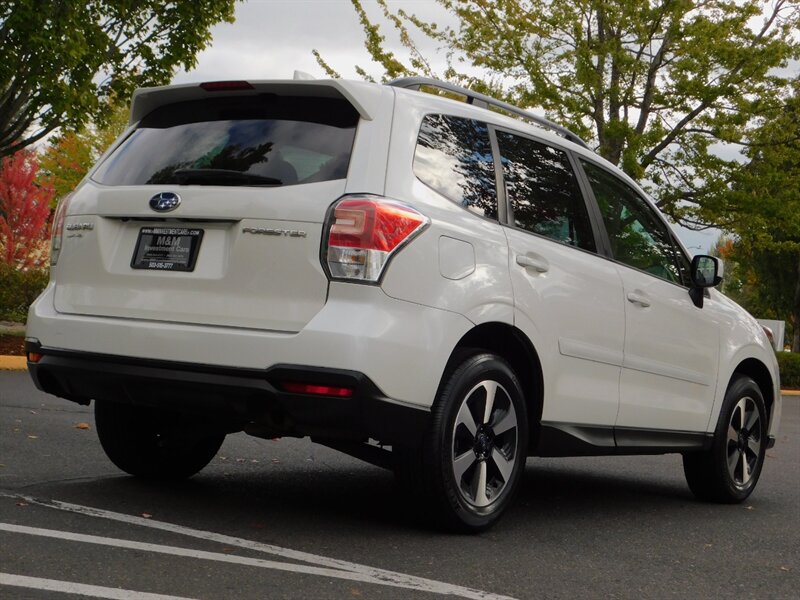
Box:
left=451, top=380, right=519, bottom=508
left=726, top=396, right=762, bottom=488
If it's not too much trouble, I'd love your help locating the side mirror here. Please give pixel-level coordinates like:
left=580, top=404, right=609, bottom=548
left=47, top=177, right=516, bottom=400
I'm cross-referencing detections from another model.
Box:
left=689, top=255, right=723, bottom=308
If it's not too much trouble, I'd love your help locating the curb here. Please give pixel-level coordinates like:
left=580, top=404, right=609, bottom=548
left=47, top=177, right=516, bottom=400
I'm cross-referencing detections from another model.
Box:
left=0, top=356, right=27, bottom=371
left=0, top=354, right=798, bottom=396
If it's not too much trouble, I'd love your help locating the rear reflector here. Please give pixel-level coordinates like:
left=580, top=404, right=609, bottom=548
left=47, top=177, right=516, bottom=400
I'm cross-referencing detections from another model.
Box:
left=200, top=81, right=254, bottom=91
left=325, top=196, right=428, bottom=282
left=282, top=382, right=354, bottom=398
left=27, top=352, right=42, bottom=363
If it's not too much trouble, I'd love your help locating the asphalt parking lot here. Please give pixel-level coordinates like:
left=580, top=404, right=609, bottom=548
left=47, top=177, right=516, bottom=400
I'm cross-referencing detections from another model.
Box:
left=1, top=370, right=798, bottom=599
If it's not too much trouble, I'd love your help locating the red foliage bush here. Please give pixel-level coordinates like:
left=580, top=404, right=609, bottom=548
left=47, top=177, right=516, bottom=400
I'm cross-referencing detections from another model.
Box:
left=0, top=148, right=54, bottom=269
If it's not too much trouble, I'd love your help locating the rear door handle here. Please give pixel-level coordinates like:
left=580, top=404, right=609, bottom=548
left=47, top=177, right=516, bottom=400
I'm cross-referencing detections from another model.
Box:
left=626, top=291, right=651, bottom=308
left=516, top=254, right=549, bottom=273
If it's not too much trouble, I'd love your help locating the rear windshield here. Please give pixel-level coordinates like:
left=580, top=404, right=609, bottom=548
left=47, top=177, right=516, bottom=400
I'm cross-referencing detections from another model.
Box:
left=93, top=95, right=359, bottom=187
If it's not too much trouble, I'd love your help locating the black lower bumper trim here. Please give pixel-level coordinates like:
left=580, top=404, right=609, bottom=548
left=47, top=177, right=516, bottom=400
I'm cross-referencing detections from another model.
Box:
left=25, top=343, right=429, bottom=448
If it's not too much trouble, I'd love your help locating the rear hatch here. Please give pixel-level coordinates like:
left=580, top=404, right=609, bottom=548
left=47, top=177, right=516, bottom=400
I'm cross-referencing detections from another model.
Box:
left=54, top=82, right=363, bottom=332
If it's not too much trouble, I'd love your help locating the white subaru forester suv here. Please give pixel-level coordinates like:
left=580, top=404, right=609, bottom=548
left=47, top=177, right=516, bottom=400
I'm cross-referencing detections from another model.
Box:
left=26, top=76, right=781, bottom=531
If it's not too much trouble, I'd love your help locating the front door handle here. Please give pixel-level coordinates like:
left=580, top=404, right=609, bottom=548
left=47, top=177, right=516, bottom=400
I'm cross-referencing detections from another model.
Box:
left=516, top=254, right=549, bottom=273
left=627, top=291, right=651, bottom=308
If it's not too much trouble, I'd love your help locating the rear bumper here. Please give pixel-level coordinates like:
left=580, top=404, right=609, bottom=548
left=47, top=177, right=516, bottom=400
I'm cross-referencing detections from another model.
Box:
left=26, top=281, right=472, bottom=410
left=26, top=342, right=429, bottom=448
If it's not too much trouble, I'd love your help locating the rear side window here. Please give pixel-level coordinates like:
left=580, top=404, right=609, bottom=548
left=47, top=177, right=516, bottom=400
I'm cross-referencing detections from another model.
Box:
left=496, top=131, right=596, bottom=252
left=93, top=96, right=359, bottom=187
left=413, top=115, right=498, bottom=219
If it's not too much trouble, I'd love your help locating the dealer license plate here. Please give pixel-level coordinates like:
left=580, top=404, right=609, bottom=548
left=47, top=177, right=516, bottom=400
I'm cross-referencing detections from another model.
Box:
left=131, top=227, right=204, bottom=272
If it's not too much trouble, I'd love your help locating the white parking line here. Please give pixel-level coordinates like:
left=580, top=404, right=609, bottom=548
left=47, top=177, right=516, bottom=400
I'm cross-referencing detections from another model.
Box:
left=0, top=572, right=197, bottom=600
left=0, top=522, right=425, bottom=586
left=0, top=492, right=518, bottom=600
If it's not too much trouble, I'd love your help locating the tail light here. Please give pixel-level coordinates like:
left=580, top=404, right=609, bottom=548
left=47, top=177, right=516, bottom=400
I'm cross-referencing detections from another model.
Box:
left=50, top=193, right=72, bottom=266
left=324, top=196, right=428, bottom=283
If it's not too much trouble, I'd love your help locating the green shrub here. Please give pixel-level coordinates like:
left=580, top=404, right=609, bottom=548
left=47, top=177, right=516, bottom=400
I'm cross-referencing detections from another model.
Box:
left=777, top=352, right=800, bottom=390
left=0, top=265, right=49, bottom=323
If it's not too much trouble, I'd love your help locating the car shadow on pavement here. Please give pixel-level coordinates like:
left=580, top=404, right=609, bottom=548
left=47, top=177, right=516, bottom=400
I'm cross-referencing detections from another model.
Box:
left=25, top=453, right=701, bottom=537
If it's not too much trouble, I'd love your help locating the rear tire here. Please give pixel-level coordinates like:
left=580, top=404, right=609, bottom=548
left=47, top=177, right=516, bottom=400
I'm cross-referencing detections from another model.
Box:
left=398, top=353, right=528, bottom=532
left=683, top=375, right=767, bottom=503
left=95, top=400, right=225, bottom=479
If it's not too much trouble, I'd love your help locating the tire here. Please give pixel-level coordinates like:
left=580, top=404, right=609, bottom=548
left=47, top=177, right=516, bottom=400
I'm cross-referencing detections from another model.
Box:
left=398, top=353, right=528, bottom=532
left=95, top=400, right=225, bottom=479
left=683, top=375, right=767, bottom=503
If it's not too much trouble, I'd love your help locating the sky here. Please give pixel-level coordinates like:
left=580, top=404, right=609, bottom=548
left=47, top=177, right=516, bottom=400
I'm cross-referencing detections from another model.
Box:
left=171, top=0, right=725, bottom=253
left=171, top=0, right=454, bottom=84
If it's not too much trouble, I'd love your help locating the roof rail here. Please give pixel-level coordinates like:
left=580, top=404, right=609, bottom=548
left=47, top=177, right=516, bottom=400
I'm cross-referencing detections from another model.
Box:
left=388, top=76, right=589, bottom=149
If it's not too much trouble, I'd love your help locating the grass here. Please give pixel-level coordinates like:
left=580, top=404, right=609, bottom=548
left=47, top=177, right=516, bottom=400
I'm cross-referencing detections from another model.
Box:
left=0, top=322, right=25, bottom=337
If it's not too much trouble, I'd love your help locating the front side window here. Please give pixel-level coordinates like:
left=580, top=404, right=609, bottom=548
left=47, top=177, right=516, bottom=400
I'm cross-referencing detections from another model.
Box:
left=497, top=131, right=596, bottom=252
left=581, top=160, right=686, bottom=284
left=93, top=96, right=359, bottom=187
left=413, top=115, right=498, bottom=219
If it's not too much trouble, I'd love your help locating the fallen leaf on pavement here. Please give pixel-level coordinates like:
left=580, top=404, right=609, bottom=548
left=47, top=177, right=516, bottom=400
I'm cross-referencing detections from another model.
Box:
left=16, top=502, right=28, bottom=507
left=27, top=435, right=38, bottom=439
left=74, top=423, right=91, bottom=430
left=141, top=513, right=153, bottom=519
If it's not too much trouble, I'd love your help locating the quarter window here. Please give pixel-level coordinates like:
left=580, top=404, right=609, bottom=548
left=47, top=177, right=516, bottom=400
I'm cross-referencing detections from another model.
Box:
left=581, top=160, right=686, bottom=284
left=497, top=131, right=596, bottom=251
left=413, top=115, right=498, bottom=219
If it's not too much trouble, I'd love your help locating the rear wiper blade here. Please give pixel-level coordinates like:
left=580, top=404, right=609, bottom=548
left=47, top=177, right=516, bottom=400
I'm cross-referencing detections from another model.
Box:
left=172, top=169, right=282, bottom=186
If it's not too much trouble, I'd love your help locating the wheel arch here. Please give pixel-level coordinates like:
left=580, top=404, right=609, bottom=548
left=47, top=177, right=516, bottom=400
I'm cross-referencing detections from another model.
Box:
left=444, top=322, right=544, bottom=453
left=732, top=358, right=775, bottom=427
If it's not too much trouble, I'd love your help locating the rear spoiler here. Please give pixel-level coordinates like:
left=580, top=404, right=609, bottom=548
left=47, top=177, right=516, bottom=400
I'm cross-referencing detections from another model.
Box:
left=129, top=79, right=383, bottom=125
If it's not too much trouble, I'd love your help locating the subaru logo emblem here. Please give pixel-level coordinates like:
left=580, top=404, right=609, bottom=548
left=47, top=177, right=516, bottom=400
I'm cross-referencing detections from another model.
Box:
left=149, top=192, right=181, bottom=213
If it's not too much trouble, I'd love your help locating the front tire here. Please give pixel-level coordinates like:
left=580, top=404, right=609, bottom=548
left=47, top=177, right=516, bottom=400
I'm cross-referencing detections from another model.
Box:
left=95, top=400, right=225, bottom=479
left=403, top=353, right=528, bottom=532
left=683, top=375, right=767, bottom=503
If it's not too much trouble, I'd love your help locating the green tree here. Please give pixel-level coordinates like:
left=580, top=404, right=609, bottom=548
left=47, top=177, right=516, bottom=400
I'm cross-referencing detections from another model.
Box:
left=38, top=131, right=94, bottom=203
left=39, top=101, right=130, bottom=203
left=711, top=82, right=800, bottom=351
left=0, top=0, right=237, bottom=158
left=318, top=0, right=799, bottom=225
left=710, top=235, right=743, bottom=298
